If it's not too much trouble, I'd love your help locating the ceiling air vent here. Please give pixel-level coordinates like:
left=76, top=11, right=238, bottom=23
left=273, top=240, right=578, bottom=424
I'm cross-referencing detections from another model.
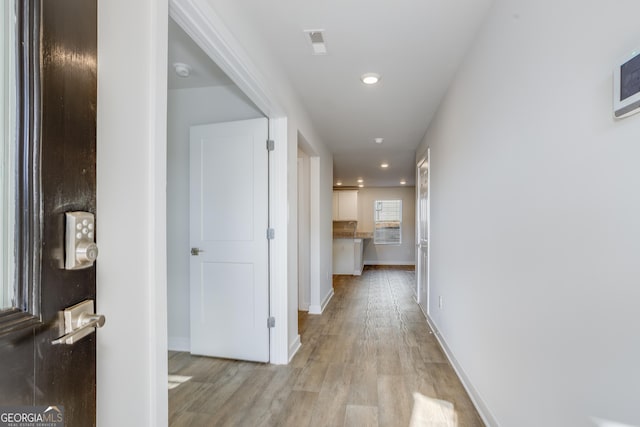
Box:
left=304, top=30, right=327, bottom=55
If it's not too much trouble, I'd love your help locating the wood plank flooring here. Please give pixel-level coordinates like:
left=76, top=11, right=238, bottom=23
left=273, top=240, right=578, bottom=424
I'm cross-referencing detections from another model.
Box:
left=169, top=266, right=485, bottom=426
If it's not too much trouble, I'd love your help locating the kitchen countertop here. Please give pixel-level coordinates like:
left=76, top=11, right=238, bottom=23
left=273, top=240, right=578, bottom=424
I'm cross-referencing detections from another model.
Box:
left=333, top=231, right=374, bottom=239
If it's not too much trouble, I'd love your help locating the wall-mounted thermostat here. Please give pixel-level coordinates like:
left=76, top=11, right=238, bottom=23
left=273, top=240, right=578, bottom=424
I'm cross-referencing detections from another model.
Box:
left=614, top=49, right=640, bottom=119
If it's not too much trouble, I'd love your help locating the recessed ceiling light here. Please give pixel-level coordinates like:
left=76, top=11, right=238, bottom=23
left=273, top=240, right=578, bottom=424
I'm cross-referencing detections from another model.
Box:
left=357, top=178, right=363, bottom=183
left=358, top=184, right=364, bottom=188
left=336, top=181, right=342, bottom=186
left=374, top=138, right=383, bottom=144
left=380, top=163, right=389, bottom=168
left=361, top=73, right=380, bottom=85
left=400, top=180, right=407, bottom=185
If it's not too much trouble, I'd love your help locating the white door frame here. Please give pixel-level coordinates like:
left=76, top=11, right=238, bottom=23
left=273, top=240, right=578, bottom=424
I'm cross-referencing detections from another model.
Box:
left=416, top=150, right=431, bottom=314
left=297, top=154, right=310, bottom=311
left=169, top=0, right=289, bottom=364
left=297, top=133, right=321, bottom=316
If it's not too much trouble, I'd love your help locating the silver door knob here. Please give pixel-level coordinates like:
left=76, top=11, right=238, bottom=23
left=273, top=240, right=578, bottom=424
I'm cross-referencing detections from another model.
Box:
left=191, top=247, right=204, bottom=256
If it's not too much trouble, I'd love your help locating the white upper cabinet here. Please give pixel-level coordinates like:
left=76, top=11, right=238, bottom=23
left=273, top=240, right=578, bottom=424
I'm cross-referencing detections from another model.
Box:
left=333, top=190, right=358, bottom=220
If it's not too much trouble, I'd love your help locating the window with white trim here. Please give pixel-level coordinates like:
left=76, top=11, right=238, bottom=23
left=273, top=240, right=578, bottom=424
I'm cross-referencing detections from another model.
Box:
left=374, top=200, right=402, bottom=245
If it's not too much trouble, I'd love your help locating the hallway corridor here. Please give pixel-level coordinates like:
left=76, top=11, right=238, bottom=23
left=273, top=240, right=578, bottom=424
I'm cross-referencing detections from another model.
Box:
left=168, top=266, right=484, bottom=426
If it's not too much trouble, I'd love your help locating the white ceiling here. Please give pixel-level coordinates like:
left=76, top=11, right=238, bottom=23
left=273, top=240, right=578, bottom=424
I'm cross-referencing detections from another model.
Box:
left=169, top=1, right=494, bottom=187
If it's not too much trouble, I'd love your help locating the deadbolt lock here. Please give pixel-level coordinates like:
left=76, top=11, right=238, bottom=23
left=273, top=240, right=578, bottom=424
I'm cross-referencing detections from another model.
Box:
left=65, top=212, right=99, bottom=270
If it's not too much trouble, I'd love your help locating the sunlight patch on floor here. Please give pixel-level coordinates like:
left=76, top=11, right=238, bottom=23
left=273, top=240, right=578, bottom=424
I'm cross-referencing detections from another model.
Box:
left=168, top=375, right=192, bottom=390
left=410, top=392, right=458, bottom=427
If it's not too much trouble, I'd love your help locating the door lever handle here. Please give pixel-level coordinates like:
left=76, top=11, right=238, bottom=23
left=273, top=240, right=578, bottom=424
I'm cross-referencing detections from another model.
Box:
left=52, top=313, right=105, bottom=345
left=52, top=300, right=105, bottom=345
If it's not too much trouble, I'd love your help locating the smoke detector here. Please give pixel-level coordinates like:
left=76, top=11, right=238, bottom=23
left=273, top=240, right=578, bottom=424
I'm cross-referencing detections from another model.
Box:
left=173, top=62, right=192, bottom=78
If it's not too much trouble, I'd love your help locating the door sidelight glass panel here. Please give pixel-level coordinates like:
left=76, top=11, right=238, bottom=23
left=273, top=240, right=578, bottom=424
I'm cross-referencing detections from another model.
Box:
left=0, top=0, right=43, bottom=335
left=1, top=0, right=17, bottom=311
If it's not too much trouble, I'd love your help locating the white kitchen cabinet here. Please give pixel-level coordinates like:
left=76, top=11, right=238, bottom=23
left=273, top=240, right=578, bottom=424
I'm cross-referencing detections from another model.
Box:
left=353, top=239, right=364, bottom=275
left=332, top=239, right=355, bottom=275
left=332, top=190, right=358, bottom=221
left=332, top=238, right=364, bottom=275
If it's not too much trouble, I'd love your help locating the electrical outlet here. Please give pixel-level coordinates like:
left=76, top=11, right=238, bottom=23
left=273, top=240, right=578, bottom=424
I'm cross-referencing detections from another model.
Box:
left=438, top=296, right=443, bottom=309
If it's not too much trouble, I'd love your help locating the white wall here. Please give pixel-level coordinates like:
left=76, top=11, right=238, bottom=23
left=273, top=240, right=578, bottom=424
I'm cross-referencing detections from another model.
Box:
left=355, top=187, right=416, bottom=265
left=166, top=85, right=263, bottom=350
left=416, top=0, right=640, bottom=425
left=97, top=0, right=168, bottom=425
left=203, top=0, right=334, bottom=358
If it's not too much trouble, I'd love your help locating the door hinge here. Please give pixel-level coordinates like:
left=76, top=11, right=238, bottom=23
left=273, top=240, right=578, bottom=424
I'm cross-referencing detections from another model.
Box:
left=267, top=317, right=276, bottom=328
left=267, top=228, right=275, bottom=240
left=266, top=139, right=275, bottom=151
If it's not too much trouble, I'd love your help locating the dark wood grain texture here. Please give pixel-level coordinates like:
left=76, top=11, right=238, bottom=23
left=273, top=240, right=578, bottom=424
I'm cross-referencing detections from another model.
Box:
left=0, top=1, right=97, bottom=426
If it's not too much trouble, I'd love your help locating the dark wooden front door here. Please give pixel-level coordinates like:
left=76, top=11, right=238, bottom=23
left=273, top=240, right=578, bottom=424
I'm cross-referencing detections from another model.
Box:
left=0, top=0, right=98, bottom=426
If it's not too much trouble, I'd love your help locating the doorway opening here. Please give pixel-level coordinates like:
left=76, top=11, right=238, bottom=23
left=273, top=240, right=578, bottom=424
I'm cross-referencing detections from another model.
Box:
left=416, top=149, right=430, bottom=314
left=297, top=149, right=310, bottom=311
left=296, top=131, right=322, bottom=316
left=166, top=0, right=290, bottom=369
left=166, top=16, right=265, bottom=357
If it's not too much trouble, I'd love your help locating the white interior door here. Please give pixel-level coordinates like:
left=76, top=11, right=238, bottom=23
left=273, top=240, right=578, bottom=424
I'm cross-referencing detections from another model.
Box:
left=417, top=153, right=430, bottom=313
left=189, top=118, right=269, bottom=362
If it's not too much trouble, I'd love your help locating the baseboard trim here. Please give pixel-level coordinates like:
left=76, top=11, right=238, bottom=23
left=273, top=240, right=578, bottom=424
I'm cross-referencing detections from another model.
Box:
left=364, top=260, right=416, bottom=266
left=425, top=315, right=500, bottom=427
left=308, top=288, right=334, bottom=314
left=288, top=335, right=302, bottom=363
left=308, top=305, right=322, bottom=314
left=320, top=288, right=334, bottom=312
left=168, top=336, right=190, bottom=352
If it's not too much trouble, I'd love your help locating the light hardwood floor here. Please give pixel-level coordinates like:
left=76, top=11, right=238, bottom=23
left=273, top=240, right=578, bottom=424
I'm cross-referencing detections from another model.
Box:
left=168, top=266, right=485, bottom=426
